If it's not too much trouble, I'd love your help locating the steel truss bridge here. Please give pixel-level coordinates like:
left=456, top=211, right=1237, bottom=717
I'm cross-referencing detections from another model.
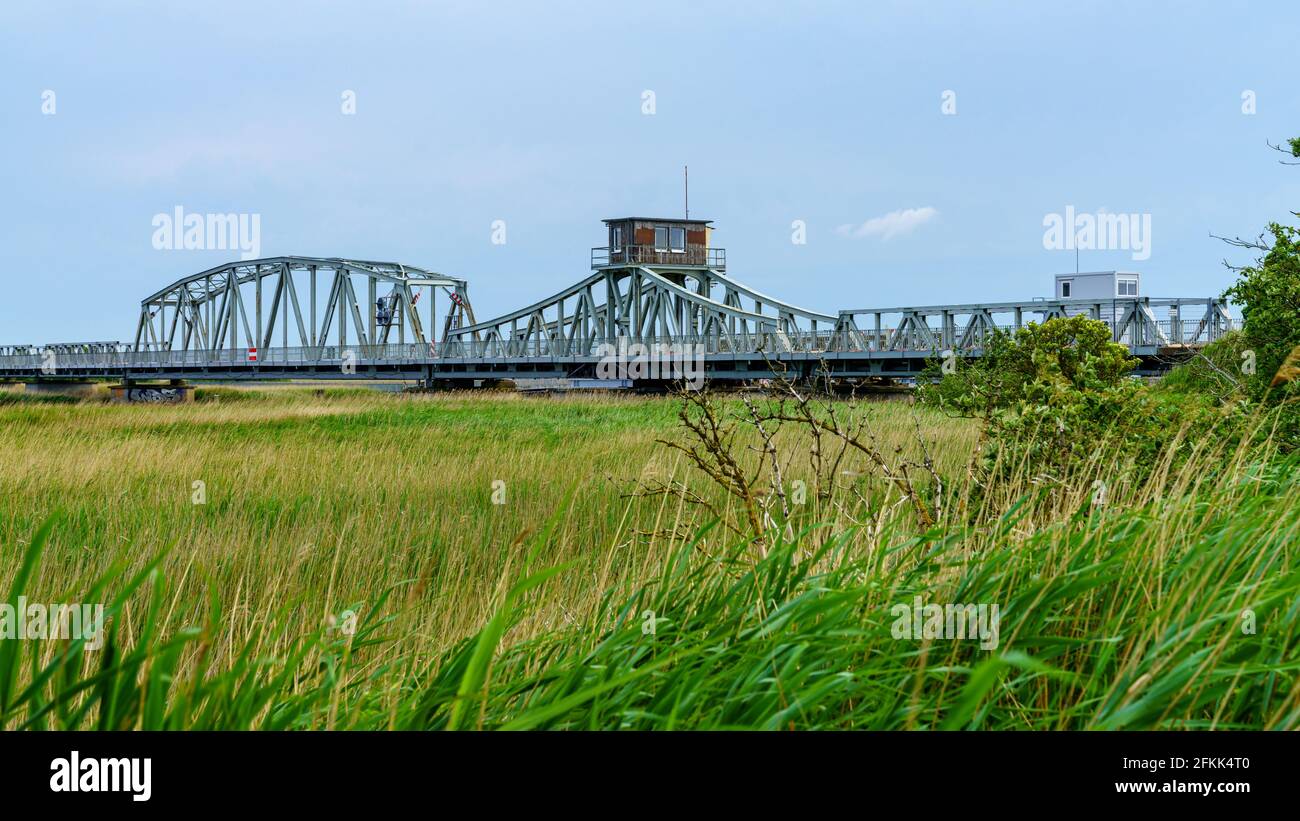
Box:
left=0, top=253, right=1233, bottom=387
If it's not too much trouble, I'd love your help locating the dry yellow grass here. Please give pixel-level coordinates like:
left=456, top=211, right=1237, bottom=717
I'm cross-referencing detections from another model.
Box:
left=0, top=389, right=976, bottom=677
left=3, top=387, right=1297, bottom=730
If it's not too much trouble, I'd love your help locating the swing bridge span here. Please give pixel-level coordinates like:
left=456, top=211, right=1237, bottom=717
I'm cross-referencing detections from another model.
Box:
left=0, top=252, right=1233, bottom=389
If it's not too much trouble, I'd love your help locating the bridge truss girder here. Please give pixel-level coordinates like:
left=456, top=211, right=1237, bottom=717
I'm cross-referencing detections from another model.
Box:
left=133, top=257, right=475, bottom=357
left=441, top=265, right=838, bottom=359
left=835, top=296, right=1234, bottom=354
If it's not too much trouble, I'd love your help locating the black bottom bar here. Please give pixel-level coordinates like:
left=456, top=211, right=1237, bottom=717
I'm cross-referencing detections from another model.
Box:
left=0, top=731, right=1286, bottom=808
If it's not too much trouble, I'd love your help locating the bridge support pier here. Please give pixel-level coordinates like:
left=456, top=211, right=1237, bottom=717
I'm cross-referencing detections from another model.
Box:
left=109, top=381, right=195, bottom=404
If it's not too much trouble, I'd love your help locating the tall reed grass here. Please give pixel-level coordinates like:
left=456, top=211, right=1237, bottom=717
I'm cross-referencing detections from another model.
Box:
left=0, top=388, right=1293, bottom=729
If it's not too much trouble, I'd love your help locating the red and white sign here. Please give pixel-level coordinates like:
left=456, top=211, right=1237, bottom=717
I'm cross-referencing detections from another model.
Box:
left=247, top=347, right=258, bottom=362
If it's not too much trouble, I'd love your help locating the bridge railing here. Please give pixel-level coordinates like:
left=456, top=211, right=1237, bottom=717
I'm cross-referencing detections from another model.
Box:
left=591, top=246, right=726, bottom=270
left=435, top=331, right=849, bottom=359
left=1, top=334, right=833, bottom=371
left=0, top=300, right=1235, bottom=375
left=0, top=344, right=439, bottom=372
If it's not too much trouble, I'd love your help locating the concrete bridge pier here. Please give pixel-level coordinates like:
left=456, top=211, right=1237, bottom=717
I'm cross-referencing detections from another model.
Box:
left=109, top=379, right=195, bottom=404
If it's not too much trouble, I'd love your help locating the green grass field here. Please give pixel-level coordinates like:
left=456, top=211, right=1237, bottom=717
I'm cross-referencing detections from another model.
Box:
left=0, top=387, right=1296, bottom=730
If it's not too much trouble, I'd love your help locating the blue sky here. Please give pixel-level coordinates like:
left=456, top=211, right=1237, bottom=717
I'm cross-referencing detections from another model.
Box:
left=2, top=0, right=1297, bottom=343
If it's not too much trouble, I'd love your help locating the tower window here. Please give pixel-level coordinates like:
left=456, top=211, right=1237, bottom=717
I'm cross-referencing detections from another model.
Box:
left=670, top=227, right=686, bottom=251
left=654, top=227, right=669, bottom=251
left=1060, top=281, right=1072, bottom=298
left=1118, top=279, right=1137, bottom=296
left=611, top=226, right=623, bottom=251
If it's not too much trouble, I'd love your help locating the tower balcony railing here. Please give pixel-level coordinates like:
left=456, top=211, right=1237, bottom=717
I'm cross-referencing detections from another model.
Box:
left=591, top=245, right=725, bottom=271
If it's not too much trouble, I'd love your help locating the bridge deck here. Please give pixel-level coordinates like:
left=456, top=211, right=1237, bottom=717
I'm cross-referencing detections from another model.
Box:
left=0, top=339, right=1200, bottom=383
left=0, top=255, right=1233, bottom=385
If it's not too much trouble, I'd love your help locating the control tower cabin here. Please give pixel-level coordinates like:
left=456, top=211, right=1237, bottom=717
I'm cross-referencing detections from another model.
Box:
left=593, top=217, right=725, bottom=271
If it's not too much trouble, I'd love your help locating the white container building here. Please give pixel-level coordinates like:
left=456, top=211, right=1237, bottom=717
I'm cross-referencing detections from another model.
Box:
left=1052, top=271, right=1140, bottom=326
left=1054, top=270, right=1140, bottom=300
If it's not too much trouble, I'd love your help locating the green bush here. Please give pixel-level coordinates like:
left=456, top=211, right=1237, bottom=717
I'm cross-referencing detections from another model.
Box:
left=1224, top=222, right=1300, bottom=403
left=1154, top=331, right=1252, bottom=401
left=1209, top=135, right=1300, bottom=448
left=919, top=314, right=1138, bottom=418
left=920, top=316, right=1250, bottom=504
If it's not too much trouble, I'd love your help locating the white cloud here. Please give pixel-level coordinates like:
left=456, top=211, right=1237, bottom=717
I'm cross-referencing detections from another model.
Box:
left=836, top=206, right=939, bottom=240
